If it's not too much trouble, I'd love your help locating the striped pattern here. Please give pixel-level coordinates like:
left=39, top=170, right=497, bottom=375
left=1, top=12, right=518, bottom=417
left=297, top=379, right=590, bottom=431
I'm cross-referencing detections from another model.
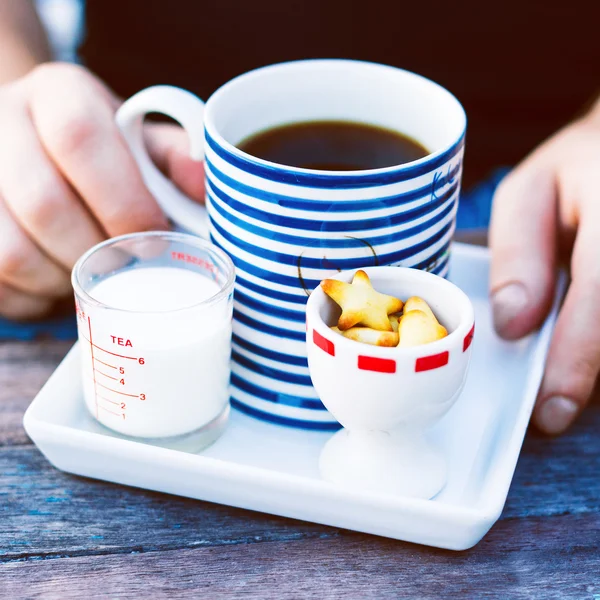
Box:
left=206, top=134, right=464, bottom=428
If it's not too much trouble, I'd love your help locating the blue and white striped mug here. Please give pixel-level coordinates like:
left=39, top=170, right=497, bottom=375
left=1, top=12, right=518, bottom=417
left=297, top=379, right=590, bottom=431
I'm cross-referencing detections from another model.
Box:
left=116, top=59, right=466, bottom=430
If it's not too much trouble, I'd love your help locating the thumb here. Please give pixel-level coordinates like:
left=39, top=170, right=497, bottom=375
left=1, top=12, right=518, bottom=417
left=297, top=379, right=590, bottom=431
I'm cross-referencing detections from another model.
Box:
left=144, top=123, right=205, bottom=203
left=489, top=158, right=558, bottom=339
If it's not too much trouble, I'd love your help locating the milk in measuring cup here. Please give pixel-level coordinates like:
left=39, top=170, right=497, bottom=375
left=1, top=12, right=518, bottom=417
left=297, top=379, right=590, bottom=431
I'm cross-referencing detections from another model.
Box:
left=77, top=267, right=232, bottom=439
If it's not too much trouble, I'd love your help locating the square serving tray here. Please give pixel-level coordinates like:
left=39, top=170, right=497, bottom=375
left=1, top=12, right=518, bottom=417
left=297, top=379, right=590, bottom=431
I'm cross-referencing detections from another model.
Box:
left=23, top=243, right=563, bottom=550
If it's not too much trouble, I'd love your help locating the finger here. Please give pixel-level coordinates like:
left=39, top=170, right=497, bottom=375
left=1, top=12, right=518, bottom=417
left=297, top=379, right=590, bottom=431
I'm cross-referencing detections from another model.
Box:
left=0, top=197, right=71, bottom=297
left=145, top=123, right=205, bottom=202
left=0, top=281, right=53, bottom=320
left=489, top=159, right=558, bottom=339
left=534, top=174, right=600, bottom=435
left=28, top=64, right=169, bottom=237
left=0, top=94, right=105, bottom=269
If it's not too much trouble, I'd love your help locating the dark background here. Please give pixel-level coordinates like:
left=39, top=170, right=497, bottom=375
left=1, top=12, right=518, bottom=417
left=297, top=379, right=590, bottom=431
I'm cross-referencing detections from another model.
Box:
left=81, top=0, right=599, bottom=187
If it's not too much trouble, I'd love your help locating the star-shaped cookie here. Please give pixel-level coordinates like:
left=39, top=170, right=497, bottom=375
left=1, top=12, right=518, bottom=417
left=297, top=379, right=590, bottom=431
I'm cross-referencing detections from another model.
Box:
left=321, top=270, right=404, bottom=332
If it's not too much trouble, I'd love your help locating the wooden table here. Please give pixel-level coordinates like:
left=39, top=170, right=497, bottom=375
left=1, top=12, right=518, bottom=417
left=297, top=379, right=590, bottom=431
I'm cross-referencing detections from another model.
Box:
left=1, top=340, right=599, bottom=598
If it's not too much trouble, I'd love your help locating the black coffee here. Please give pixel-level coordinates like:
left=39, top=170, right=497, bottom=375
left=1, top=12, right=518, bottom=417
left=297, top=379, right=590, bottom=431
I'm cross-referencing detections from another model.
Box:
left=237, top=120, right=428, bottom=171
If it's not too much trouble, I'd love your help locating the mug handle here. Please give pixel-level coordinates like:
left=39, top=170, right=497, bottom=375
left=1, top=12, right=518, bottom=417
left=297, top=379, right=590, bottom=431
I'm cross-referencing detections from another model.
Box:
left=115, top=85, right=209, bottom=239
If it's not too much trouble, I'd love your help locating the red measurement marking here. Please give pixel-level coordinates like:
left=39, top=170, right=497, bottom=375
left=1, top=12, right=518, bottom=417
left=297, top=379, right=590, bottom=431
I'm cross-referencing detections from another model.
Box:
left=75, top=299, right=86, bottom=321
left=95, top=347, right=137, bottom=360
left=110, top=336, right=133, bottom=347
left=357, top=355, right=396, bottom=374
left=97, top=394, right=119, bottom=406
left=80, top=335, right=138, bottom=360
left=98, top=405, right=121, bottom=417
left=96, top=370, right=118, bottom=381
left=171, top=251, right=218, bottom=276
left=95, top=358, right=117, bottom=369
left=415, top=351, right=449, bottom=372
left=87, top=317, right=99, bottom=419
left=96, top=381, right=139, bottom=398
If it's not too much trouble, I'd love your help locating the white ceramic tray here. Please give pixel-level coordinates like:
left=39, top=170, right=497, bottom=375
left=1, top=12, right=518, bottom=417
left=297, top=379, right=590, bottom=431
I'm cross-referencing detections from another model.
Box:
left=23, top=243, right=563, bottom=550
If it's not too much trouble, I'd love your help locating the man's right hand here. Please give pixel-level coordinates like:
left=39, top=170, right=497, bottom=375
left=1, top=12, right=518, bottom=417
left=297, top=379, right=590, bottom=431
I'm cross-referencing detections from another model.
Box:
left=0, top=63, right=205, bottom=319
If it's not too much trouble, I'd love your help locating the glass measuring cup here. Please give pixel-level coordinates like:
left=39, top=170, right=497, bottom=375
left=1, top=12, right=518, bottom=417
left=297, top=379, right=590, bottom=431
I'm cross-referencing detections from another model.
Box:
left=72, top=232, right=235, bottom=452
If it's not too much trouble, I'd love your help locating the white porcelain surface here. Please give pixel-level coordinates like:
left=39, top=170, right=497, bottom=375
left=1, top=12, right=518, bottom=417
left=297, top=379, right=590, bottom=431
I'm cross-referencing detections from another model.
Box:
left=306, top=266, right=475, bottom=432
left=116, top=59, right=466, bottom=428
left=306, top=266, right=474, bottom=498
left=319, top=429, right=447, bottom=499
left=23, top=244, right=564, bottom=550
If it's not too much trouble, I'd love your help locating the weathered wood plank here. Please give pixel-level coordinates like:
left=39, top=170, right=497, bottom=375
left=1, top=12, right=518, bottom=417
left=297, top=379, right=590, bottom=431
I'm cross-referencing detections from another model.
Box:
left=0, top=341, right=72, bottom=447
left=0, top=446, right=340, bottom=562
left=1, top=513, right=599, bottom=599
left=1, top=338, right=599, bottom=587
left=503, top=398, right=600, bottom=518
left=0, top=335, right=598, bottom=560
left=1, top=400, right=599, bottom=563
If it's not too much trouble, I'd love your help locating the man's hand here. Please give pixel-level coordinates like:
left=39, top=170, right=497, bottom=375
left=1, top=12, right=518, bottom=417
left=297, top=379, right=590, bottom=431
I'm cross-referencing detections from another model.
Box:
left=0, top=63, right=204, bottom=319
left=490, top=97, right=600, bottom=435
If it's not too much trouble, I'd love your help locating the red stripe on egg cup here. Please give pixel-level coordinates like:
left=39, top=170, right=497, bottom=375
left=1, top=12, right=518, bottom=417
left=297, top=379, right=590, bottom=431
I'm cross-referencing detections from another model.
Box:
left=313, top=330, right=335, bottom=356
left=463, top=324, right=475, bottom=352
left=415, top=351, right=449, bottom=372
left=358, top=355, right=397, bottom=373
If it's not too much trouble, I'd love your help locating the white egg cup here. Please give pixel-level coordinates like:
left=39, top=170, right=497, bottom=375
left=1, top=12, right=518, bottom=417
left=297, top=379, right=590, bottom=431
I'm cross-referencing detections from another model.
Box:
left=306, top=266, right=475, bottom=499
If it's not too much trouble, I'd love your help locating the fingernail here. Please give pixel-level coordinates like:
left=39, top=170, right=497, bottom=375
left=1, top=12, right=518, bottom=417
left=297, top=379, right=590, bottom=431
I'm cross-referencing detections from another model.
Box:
left=491, top=283, right=529, bottom=334
left=537, top=396, right=579, bottom=435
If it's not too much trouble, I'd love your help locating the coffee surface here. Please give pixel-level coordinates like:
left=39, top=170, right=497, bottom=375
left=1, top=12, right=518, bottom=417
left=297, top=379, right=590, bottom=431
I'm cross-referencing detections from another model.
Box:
left=237, top=120, right=429, bottom=171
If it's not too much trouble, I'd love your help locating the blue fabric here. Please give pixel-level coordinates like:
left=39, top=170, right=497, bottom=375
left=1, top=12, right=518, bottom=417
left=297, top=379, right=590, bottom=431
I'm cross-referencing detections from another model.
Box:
left=0, top=168, right=508, bottom=341
left=456, top=167, right=509, bottom=231
left=0, top=313, right=78, bottom=341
